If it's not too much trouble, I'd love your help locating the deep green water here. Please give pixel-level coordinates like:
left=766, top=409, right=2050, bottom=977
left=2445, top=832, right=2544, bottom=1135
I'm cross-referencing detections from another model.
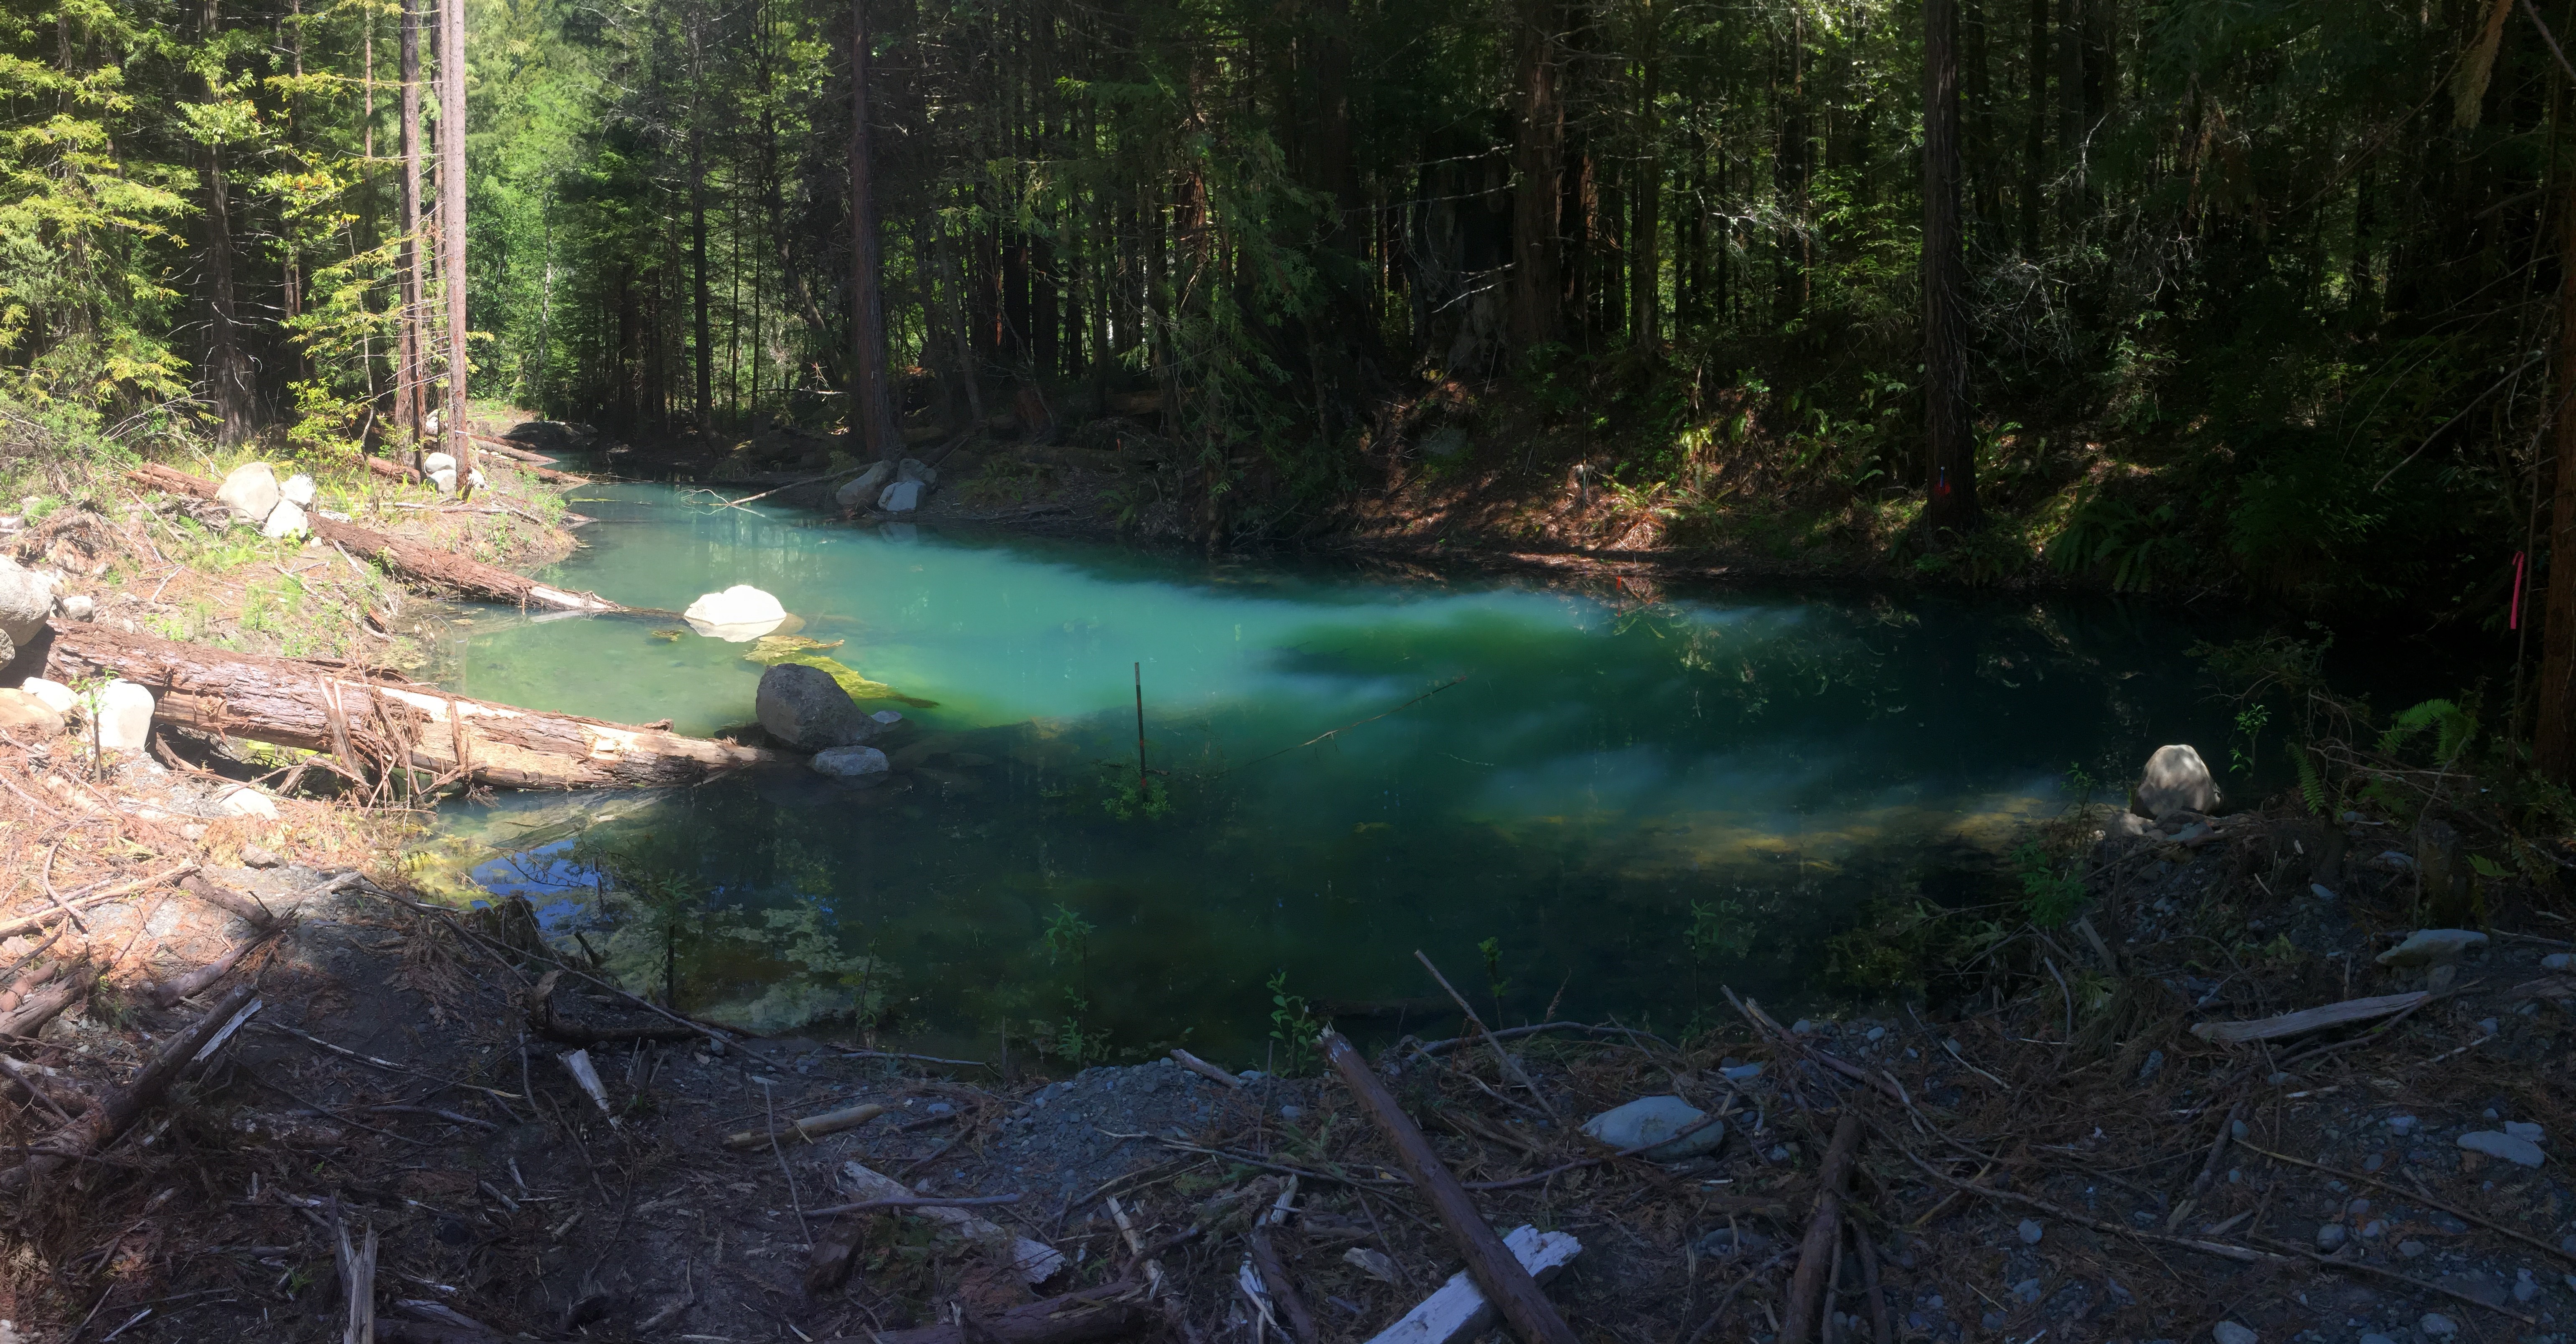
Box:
left=431, top=482, right=2232, bottom=1063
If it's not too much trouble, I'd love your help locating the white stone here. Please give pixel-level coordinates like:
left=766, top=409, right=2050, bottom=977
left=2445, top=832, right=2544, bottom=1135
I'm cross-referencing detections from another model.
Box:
left=92, top=680, right=152, bottom=753
left=2420, top=1314, right=2459, bottom=1337
left=18, top=678, right=76, bottom=716
left=2212, top=1323, right=2257, bottom=1344
left=2504, top=1120, right=2546, bottom=1143
left=216, top=786, right=280, bottom=821
left=422, top=451, right=457, bottom=474
left=280, top=473, right=317, bottom=506
left=2375, top=928, right=2487, bottom=966
left=870, top=710, right=904, bottom=725
left=427, top=468, right=458, bottom=494
left=1580, top=1096, right=1722, bottom=1160
left=682, top=584, right=787, bottom=642
left=835, top=461, right=893, bottom=509
left=0, top=558, right=51, bottom=647
left=810, top=746, right=890, bottom=779
left=55, top=593, right=92, bottom=621
left=2134, top=744, right=2217, bottom=820
left=214, top=461, right=281, bottom=524
left=878, top=479, right=922, bottom=512
left=2457, top=1131, right=2546, bottom=1167
left=2017, top=1219, right=2044, bottom=1245
left=2544, top=952, right=2573, bottom=971
left=261, top=500, right=310, bottom=539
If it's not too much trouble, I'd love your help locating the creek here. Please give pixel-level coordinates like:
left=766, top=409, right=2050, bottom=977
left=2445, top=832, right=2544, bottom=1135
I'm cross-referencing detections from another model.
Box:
left=427, top=482, right=2234, bottom=1061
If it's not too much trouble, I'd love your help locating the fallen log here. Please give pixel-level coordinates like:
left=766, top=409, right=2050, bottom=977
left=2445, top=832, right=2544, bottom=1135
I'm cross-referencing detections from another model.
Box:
left=0, top=863, right=197, bottom=939
left=147, top=926, right=281, bottom=1008
left=722, top=1100, right=889, bottom=1150
left=2189, top=991, right=2429, bottom=1044
left=0, top=983, right=258, bottom=1191
left=1321, top=1030, right=1580, bottom=1344
left=128, top=464, right=615, bottom=612
left=44, top=620, right=788, bottom=791
left=1780, top=1111, right=1864, bottom=1344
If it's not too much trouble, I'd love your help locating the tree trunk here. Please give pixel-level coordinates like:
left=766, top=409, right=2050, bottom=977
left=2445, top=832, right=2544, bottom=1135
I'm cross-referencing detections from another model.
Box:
left=1629, top=0, right=1660, bottom=355
left=439, top=0, right=473, bottom=492
left=1509, top=0, right=1566, bottom=351
left=848, top=0, right=901, bottom=463
left=691, top=121, right=713, bottom=432
left=200, top=0, right=252, bottom=443
left=42, top=623, right=785, bottom=792
left=1923, top=0, right=1979, bottom=534
left=2056, top=0, right=2083, bottom=225
left=2022, top=0, right=2044, bottom=254
left=2536, top=181, right=2576, bottom=779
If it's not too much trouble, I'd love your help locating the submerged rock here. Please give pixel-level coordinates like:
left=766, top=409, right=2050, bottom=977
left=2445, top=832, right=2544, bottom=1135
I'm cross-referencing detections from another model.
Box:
left=215, top=461, right=281, bottom=524
left=1580, top=1095, right=1723, bottom=1160
left=683, top=584, right=787, bottom=642
left=810, top=745, right=890, bottom=779
left=2134, top=744, right=2217, bottom=820
left=2375, top=928, right=2487, bottom=966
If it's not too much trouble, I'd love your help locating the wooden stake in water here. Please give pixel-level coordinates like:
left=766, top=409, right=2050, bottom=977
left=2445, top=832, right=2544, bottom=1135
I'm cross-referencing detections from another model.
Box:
left=1134, top=662, right=1148, bottom=791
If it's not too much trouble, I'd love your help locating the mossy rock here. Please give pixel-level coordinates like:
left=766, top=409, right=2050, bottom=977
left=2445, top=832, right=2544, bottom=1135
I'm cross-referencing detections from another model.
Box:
left=741, top=636, right=937, bottom=708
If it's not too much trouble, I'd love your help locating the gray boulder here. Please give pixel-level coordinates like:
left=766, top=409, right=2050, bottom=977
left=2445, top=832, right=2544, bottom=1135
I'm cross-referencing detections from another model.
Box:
left=810, top=745, right=891, bottom=779
left=215, top=461, right=281, bottom=524
left=879, top=479, right=922, bottom=512
left=835, top=461, right=893, bottom=510
left=0, top=557, right=50, bottom=647
left=755, top=663, right=887, bottom=752
left=2134, top=744, right=2217, bottom=820
left=1580, top=1095, right=1723, bottom=1160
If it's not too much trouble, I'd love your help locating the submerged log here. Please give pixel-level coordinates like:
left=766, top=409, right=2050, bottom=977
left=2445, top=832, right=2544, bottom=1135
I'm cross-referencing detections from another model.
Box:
left=43, top=620, right=786, bottom=790
left=128, top=464, right=615, bottom=612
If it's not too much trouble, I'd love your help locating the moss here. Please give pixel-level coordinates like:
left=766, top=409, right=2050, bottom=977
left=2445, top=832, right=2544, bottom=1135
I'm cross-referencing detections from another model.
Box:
left=740, top=636, right=939, bottom=708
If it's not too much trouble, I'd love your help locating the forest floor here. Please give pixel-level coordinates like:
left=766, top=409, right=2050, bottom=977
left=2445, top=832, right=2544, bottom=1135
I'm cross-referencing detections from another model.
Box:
left=0, top=413, right=2563, bottom=1341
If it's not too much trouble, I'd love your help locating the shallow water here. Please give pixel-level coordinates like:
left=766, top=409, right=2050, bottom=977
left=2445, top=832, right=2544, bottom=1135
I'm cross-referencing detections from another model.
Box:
left=432, top=483, right=2233, bottom=1061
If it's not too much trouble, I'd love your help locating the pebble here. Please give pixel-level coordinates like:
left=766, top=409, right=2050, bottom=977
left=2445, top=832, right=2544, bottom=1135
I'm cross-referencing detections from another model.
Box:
left=2546, top=952, right=2575, bottom=971
left=2399, top=1240, right=2429, bottom=1258
left=2362, top=1153, right=2385, bottom=1172
left=2138, top=1049, right=2166, bottom=1082
left=2458, top=1131, right=2548, bottom=1167
left=1279, top=1105, right=1304, bottom=1120
left=2359, top=1336, right=2396, bottom=1344
left=2505, top=1120, right=2545, bottom=1143
left=2315, top=1223, right=2346, bottom=1250
left=1865, top=1026, right=1886, bottom=1042
left=2345, top=1198, right=2370, bottom=1215
left=2359, top=1219, right=2384, bottom=1239
left=2478, top=1018, right=2501, bottom=1035
left=2562, top=1234, right=2576, bottom=1256
left=2011, top=1278, right=2041, bottom=1303
left=2213, top=1323, right=2258, bottom=1344
left=2517, top=1269, right=2541, bottom=1303
left=2420, top=1314, right=2459, bottom=1337
left=2231, top=1119, right=2250, bottom=1140
left=2017, top=1219, right=2044, bottom=1245
left=2309, top=882, right=2337, bottom=900
left=2388, top=1115, right=2420, bottom=1135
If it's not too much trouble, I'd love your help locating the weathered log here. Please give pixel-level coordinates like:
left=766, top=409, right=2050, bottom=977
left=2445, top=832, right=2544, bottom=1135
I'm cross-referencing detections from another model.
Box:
left=44, top=620, right=787, bottom=791
left=129, top=464, right=614, bottom=612
left=1321, top=1030, right=1580, bottom=1344
left=722, top=1100, right=889, bottom=1150
left=468, top=434, right=592, bottom=482
left=180, top=874, right=280, bottom=930
left=0, top=983, right=257, bottom=1191
left=1247, top=1223, right=1319, bottom=1344
left=1781, top=1111, right=1864, bottom=1344
left=0, top=863, right=196, bottom=940
left=147, top=927, right=280, bottom=1008
left=0, top=966, right=87, bottom=1038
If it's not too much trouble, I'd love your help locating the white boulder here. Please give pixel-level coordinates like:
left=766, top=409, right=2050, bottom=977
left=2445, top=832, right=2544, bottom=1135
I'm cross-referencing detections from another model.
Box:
left=262, top=500, right=310, bottom=540
left=682, top=584, right=787, bottom=642
left=92, top=680, right=153, bottom=753
left=428, top=468, right=459, bottom=494
left=56, top=593, right=93, bottom=621
left=215, top=462, right=282, bottom=525
left=810, top=745, right=891, bottom=779
left=18, top=678, right=76, bottom=716
left=422, top=451, right=457, bottom=474
left=216, top=785, right=281, bottom=821
left=2134, top=744, right=2217, bottom=821
left=1580, top=1095, right=1724, bottom=1160
left=281, top=473, right=318, bottom=506
left=878, top=480, right=922, bottom=513
left=0, top=557, right=53, bottom=647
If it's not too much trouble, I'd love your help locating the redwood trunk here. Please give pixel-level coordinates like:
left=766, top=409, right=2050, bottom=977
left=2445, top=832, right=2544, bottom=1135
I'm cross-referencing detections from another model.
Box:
left=848, top=0, right=901, bottom=462
left=1922, top=0, right=1979, bottom=533
left=2537, top=183, right=2576, bottom=779
left=398, top=0, right=426, bottom=447
left=1509, top=0, right=1566, bottom=351
left=439, top=0, right=473, bottom=492
left=43, top=622, right=785, bottom=791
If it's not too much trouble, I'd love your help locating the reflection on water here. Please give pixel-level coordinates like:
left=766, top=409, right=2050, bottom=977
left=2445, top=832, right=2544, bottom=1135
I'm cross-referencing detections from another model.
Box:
left=430, top=483, right=2233, bottom=1060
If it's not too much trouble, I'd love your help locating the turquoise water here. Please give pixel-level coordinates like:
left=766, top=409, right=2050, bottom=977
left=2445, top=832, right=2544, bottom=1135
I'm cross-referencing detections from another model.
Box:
left=433, top=482, right=2230, bottom=1061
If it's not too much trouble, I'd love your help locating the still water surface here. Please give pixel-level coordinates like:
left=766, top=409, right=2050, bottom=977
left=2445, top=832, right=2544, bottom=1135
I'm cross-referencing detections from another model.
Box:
left=430, top=483, right=2229, bottom=1060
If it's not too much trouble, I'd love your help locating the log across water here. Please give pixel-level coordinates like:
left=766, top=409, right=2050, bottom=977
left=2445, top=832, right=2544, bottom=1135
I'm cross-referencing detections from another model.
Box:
left=128, top=464, right=617, bottom=613
left=43, top=621, right=785, bottom=790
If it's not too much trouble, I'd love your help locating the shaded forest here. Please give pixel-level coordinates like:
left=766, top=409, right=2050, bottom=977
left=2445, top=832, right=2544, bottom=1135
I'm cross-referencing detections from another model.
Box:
left=8, top=0, right=2576, bottom=625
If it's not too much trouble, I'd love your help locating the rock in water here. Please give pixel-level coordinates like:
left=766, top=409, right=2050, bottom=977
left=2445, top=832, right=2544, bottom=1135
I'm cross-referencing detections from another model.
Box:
left=1580, top=1095, right=1724, bottom=1160
left=878, top=479, right=922, bottom=512
left=835, top=461, right=893, bottom=509
left=756, top=662, right=879, bottom=751
left=0, top=557, right=53, bottom=647
left=810, top=745, right=891, bottom=779
left=683, top=584, right=788, bottom=642
left=262, top=499, right=310, bottom=540
left=0, top=687, right=61, bottom=737
left=2457, top=1131, right=2546, bottom=1167
left=215, top=461, right=282, bottom=524
left=2133, top=744, right=2217, bottom=820
left=94, top=680, right=153, bottom=753
left=281, top=473, right=318, bottom=506
left=2374, top=928, right=2487, bottom=966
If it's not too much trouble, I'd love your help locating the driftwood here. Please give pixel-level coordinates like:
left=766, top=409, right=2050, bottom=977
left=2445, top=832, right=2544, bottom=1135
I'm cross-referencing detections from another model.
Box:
left=0, top=983, right=259, bottom=1191
left=129, top=464, right=614, bottom=612
left=1169, top=1047, right=1245, bottom=1088
left=179, top=873, right=280, bottom=930
left=147, top=927, right=281, bottom=1008
left=2190, top=991, right=2431, bottom=1043
left=1321, top=1030, right=1580, bottom=1344
left=1247, top=1223, right=1320, bottom=1344
left=527, top=970, right=698, bottom=1046
left=1780, top=1112, right=1865, bottom=1344
left=836, top=1161, right=1063, bottom=1283
left=0, top=965, right=88, bottom=1039
left=45, top=620, right=786, bottom=790
left=722, top=1101, right=889, bottom=1150
left=1363, top=1225, right=1583, bottom=1344
left=820, top=1282, right=1156, bottom=1344
left=0, top=863, right=198, bottom=939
